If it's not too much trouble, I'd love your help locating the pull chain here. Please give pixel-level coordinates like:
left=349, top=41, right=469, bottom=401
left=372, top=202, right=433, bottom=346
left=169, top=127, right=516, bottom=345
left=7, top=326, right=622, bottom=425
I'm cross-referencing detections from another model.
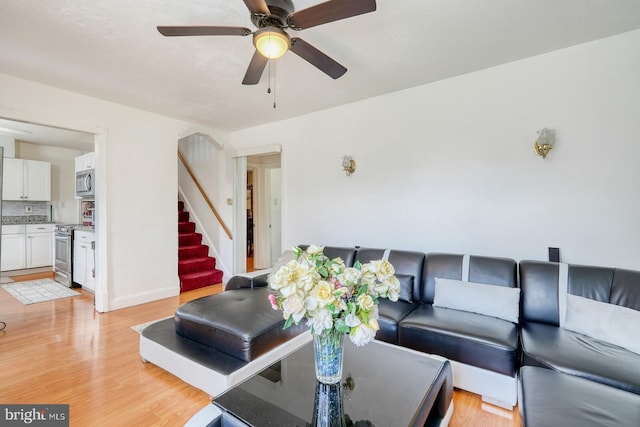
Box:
left=266, top=59, right=277, bottom=108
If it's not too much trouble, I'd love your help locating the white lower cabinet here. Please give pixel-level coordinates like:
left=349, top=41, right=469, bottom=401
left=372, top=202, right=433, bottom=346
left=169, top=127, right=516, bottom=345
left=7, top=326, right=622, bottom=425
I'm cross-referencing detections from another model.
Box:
left=73, top=230, right=95, bottom=291
left=1, top=225, right=27, bottom=271
left=1, top=224, right=54, bottom=272
left=26, top=224, right=54, bottom=268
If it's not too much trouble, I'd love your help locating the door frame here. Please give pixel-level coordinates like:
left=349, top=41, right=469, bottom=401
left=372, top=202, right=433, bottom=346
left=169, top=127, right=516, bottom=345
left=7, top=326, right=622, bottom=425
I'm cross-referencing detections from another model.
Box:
left=232, top=144, right=281, bottom=274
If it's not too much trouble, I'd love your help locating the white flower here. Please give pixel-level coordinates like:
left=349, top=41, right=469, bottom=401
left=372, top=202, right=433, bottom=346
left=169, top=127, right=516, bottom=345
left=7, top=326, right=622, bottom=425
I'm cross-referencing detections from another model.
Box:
left=357, top=293, right=375, bottom=311
left=345, top=313, right=361, bottom=328
left=349, top=323, right=376, bottom=346
left=282, top=294, right=306, bottom=322
left=309, top=308, right=333, bottom=333
left=306, top=245, right=324, bottom=255
left=311, top=280, right=335, bottom=307
left=267, top=245, right=400, bottom=347
left=384, top=276, right=401, bottom=301
left=338, top=267, right=361, bottom=285
left=368, top=259, right=395, bottom=281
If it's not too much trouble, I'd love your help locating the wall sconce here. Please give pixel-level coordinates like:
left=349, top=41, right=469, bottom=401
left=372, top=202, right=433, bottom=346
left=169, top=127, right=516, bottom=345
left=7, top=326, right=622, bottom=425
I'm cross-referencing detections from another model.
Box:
left=342, top=156, right=356, bottom=176
left=534, top=128, right=555, bottom=159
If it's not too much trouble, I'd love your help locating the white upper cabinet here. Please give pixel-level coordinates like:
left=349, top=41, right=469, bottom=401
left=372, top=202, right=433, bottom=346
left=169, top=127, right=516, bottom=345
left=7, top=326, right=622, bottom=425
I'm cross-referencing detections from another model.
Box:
left=75, top=152, right=95, bottom=172
left=1, top=158, right=51, bottom=201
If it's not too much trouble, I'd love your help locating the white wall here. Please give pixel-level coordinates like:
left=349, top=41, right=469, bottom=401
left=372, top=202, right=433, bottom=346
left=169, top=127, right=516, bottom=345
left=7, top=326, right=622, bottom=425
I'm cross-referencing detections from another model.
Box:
left=0, top=73, right=223, bottom=310
left=230, top=30, right=640, bottom=271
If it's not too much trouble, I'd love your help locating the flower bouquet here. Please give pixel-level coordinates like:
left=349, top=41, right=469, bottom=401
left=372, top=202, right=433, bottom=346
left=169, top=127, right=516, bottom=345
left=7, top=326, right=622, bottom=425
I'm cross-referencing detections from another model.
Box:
left=268, top=245, right=401, bottom=383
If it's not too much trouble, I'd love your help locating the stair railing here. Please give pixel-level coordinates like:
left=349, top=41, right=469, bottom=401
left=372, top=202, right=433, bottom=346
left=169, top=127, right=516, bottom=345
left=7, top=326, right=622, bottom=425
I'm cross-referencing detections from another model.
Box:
left=178, top=150, right=233, bottom=240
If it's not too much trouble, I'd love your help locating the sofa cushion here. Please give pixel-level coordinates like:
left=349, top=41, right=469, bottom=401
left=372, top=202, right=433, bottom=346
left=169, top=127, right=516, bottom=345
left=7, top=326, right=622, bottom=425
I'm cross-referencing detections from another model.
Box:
left=564, top=294, right=640, bottom=356
left=433, top=278, right=520, bottom=323
left=520, top=322, right=640, bottom=395
left=375, top=298, right=418, bottom=344
left=398, top=304, right=519, bottom=377
left=519, top=366, right=640, bottom=427
left=174, top=287, right=305, bottom=362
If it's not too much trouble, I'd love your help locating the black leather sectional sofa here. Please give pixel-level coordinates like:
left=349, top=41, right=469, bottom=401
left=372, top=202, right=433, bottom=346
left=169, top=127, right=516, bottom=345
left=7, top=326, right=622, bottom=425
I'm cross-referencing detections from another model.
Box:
left=140, top=245, right=640, bottom=426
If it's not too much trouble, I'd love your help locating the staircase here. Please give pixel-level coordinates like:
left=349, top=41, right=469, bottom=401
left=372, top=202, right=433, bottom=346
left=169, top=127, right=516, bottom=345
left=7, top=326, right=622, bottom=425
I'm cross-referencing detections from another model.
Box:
left=178, top=200, right=224, bottom=292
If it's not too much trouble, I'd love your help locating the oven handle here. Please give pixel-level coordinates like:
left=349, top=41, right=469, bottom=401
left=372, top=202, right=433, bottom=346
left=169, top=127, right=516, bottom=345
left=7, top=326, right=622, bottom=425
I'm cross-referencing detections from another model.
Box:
left=54, top=234, right=72, bottom=242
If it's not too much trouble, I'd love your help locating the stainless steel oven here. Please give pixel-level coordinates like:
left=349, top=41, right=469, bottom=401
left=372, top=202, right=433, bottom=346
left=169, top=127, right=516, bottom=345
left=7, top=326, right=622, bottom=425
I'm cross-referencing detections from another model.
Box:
left=54, top=225, right=74, bottom=287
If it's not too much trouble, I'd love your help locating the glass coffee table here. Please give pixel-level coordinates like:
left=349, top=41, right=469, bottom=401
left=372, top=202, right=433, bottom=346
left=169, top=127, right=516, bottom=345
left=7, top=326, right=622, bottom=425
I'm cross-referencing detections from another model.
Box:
left=185, top=337, right=453, bottom=426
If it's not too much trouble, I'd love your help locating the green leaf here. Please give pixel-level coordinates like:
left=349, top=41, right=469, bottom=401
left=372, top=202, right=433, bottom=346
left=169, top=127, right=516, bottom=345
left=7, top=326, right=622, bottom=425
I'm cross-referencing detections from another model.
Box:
left=357, top=284, right=368, bottom=297
left=283, top=315, right=295, bottom=330
left=335, top=319, right=350, bottom=333
left=354, top=260, right=362, bottom=270
left=347, top=302, right=356, bottom=315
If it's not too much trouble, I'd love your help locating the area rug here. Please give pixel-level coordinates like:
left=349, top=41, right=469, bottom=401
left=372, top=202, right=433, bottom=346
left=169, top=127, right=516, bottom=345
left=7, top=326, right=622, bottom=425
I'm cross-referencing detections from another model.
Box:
left=1, top=279, right=80, bottom=305
left=131, top=316, right=173, bottom=333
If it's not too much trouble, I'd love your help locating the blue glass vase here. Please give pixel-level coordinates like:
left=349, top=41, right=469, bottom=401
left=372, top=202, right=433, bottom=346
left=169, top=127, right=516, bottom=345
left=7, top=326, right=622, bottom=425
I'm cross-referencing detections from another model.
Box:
left=313, top=329, right=344, bottom=384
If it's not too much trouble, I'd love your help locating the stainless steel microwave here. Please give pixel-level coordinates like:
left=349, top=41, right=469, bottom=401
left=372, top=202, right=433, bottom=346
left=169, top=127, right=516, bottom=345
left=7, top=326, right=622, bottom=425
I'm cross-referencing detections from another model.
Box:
left=76, top=169, right=94, bottom=198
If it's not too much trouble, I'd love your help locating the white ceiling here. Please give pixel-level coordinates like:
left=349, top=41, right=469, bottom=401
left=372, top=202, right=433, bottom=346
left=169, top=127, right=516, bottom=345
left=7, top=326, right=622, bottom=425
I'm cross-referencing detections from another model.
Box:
left=1, top=0, right=640, bottom=140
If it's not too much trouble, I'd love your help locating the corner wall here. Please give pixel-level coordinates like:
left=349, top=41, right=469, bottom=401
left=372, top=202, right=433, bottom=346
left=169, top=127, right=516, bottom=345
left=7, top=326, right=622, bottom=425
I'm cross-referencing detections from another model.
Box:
left=230, top=30, right=640, bottom=270
left=0, top=73, right=225, bottom=310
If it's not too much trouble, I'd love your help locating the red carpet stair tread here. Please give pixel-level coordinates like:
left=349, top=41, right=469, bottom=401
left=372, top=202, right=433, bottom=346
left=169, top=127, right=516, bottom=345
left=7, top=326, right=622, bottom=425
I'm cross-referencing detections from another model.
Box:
left=178, top=201, right=224, bottom=292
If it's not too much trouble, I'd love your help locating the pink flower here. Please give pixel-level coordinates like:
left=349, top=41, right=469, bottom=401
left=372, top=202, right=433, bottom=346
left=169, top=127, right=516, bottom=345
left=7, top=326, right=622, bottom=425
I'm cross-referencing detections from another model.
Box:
left=268, top=293, right=279, bottom=310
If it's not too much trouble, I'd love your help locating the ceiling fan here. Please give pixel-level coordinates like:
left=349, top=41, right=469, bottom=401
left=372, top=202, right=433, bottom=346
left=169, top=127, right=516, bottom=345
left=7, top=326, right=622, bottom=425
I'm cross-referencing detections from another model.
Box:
left=157, top=0, right=377, bottom=85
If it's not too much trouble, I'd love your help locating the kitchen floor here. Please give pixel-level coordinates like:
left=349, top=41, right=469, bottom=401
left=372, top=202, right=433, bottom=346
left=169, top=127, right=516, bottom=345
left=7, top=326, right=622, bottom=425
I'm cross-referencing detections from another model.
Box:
left=0, top=268, right=54, bottom=283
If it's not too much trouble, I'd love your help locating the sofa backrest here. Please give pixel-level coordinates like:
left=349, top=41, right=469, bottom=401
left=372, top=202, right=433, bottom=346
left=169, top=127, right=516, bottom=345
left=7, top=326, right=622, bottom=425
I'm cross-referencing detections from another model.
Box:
left=520, top=261, right=640, bottom=326
left=420, top=253, right=518, bottom=304
left=355, top=247, right=425, bottom=304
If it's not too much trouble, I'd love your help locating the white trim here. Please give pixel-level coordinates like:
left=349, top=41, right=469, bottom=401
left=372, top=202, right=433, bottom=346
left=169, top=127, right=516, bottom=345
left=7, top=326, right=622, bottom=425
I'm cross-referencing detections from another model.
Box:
left=462, top=254, right=470, bottom=282
left=111, top=285, right=178, bottom=310
left=140, top=330, right=312, bottom=398
left=233, top=144, right=281, bottom=158
left=558, top=263, right=569, bottom=327
left=382, top=248, right=391, bottom=261
left=233, top=156, right=247, bottom=274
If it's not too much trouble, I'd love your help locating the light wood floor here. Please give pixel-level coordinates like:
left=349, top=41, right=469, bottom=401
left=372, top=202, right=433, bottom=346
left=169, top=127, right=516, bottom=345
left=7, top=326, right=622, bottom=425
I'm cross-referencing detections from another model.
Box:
left=0, top=272, right=521, bottom=426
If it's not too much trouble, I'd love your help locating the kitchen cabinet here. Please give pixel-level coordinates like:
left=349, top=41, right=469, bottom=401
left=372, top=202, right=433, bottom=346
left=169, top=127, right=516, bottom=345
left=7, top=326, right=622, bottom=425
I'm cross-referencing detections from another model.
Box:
left=1, top=224, right=53, bottom=271
left=1, top=225, right=26, bottom=271
left=1, top=158, right=51, bottom=201
left=73, top=230, right=95, bottom=291
left=26, top=224, right=54, bottom=268
left=75, top=152, right=95, bottom=172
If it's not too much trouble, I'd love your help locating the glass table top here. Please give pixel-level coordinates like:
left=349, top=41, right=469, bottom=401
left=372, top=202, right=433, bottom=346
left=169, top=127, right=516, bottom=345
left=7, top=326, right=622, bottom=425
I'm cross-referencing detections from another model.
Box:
left=214, top=337, right=449, bottom=426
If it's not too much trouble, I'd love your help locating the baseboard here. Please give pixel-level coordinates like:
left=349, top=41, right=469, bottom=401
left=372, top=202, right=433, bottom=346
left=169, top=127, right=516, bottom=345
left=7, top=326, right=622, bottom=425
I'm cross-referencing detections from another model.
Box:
left=110, top=285, right=178, bottom=310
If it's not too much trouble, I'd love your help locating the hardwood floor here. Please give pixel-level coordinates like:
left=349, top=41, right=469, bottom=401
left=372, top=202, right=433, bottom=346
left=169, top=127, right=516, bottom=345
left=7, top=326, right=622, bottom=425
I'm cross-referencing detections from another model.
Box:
left=0, top=273, right=521, bottom=426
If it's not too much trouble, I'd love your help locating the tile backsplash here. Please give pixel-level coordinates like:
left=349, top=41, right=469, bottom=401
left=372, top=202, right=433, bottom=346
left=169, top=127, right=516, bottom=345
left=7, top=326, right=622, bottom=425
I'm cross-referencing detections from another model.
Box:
left=2, top=201, right=50, bottom=224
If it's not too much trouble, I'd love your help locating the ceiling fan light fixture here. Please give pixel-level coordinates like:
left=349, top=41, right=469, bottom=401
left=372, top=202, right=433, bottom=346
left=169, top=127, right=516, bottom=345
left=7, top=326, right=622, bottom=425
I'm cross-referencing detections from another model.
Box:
left=253, top=27, right=290, bottom=59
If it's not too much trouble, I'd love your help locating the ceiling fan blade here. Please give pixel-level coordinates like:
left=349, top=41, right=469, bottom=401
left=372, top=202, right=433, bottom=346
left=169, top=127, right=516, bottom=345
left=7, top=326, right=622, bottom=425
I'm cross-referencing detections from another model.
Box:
left=242, top=50, right=269, bottom=85
left=287, top=0, right=376, bottom=30
left=157, top=26, right=252, bottom=37
left=242, top=0, right=270, bottom=15
left=289, top=38, right=347, bottom=79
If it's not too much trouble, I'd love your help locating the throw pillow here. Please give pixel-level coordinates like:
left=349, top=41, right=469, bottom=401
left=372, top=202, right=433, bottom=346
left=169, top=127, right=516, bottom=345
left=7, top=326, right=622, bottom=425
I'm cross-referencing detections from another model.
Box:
left=395, top=274, right=414, bottom=304
left=433, top=277, right=520, bottom=323
left=563, top=294, right=640, bottom=356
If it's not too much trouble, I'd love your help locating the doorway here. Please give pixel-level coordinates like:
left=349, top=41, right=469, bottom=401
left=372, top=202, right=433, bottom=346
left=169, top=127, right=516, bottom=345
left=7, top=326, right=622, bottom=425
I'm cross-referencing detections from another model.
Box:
left=232, top=145, right=282, bottom=274
left=246, top=153, right=281, bottom=272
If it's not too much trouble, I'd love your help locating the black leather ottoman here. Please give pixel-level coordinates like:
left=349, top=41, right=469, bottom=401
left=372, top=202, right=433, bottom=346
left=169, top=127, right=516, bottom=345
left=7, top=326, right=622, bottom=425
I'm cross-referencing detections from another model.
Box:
left=174, top=287, right=305, bottom=362
left=519, top=366, right=640, bottom=427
